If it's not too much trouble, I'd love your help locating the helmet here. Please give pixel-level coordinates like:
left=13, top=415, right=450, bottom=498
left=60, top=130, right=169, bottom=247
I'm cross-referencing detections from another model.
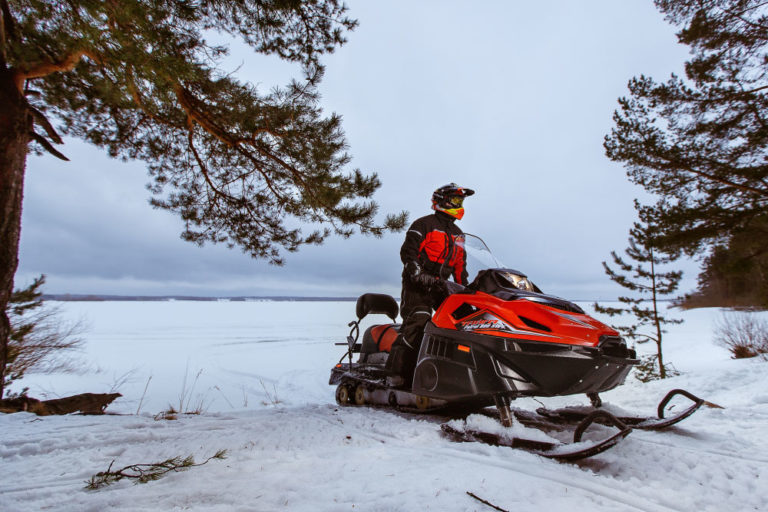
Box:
left=431, top=183, right=474, bottom=220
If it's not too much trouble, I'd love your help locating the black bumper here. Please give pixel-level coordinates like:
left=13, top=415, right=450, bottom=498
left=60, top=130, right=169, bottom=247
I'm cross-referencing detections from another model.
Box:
left=411, top=323, right=638, bottom=401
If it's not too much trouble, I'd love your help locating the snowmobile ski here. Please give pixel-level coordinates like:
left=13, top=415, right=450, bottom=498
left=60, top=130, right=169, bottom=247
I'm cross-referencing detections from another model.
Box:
left=441, top=409, right=632, bottom=461
left=536, top=389, right=706, bottom=431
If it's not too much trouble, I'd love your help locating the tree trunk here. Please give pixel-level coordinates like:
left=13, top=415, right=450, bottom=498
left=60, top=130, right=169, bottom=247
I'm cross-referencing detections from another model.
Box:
left=649, top=248, right=666, bottom=379
left=0, top=65, right=30, bottom=398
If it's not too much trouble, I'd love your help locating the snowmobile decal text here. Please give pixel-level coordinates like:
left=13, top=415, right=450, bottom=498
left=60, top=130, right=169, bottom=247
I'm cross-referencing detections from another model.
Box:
left=459, top=318, right=508, bottom=331
left=458, top=312, right=557, bottom=337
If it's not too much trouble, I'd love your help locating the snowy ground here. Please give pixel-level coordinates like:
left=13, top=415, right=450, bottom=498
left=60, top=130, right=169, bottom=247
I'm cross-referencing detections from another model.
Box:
left=2, top=301, right=767, bottom=511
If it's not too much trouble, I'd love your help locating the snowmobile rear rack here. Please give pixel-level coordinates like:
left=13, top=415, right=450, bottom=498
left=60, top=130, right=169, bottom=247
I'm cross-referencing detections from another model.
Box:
left=441, top=409, right=632, bottom=461
left=335, top=293, right=399, bottom=367
left=536, top=388, right=706, bottom=431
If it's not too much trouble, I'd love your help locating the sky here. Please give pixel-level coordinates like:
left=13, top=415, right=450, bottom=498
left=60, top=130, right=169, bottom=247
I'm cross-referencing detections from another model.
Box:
left=17, top=0, right=698, bottom=300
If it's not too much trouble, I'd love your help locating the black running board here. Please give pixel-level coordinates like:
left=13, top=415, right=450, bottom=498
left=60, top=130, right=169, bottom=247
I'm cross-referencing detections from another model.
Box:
left=536, top=389, right=706, bottom=431
left=441, top=410, right=632, bottom=461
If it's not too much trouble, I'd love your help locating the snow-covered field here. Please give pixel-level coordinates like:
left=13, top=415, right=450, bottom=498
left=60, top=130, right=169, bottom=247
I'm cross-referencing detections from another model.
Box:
left=2, top=301, right=767, bottom=511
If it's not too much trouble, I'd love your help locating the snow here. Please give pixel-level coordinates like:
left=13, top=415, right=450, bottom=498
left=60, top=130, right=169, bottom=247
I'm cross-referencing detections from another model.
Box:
left=2, top=301, right=768, bottom=511
left=445, top=413, right=561, bottom=445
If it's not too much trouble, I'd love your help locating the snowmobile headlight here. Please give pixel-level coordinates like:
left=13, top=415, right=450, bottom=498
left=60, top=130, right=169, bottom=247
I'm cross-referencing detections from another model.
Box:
left=500, top=272, right=534, bottom=291
left=516, top=278, right=534, bottom=291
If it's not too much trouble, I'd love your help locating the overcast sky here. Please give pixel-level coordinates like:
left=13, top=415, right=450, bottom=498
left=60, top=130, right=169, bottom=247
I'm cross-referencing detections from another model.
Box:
left=17, top=1, right=697, bottom=300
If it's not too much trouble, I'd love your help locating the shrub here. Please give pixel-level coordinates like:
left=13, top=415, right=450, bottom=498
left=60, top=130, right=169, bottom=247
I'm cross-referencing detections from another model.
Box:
left=713, top=311, right=768, bottom=359
left=4, top=275, right=85, bottom=396
left=633, top=354, right=680, bottom=382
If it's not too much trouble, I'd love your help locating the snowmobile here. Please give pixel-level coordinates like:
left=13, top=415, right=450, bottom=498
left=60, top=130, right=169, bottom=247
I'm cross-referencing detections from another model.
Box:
left=329, top=234, right=706, bottom=460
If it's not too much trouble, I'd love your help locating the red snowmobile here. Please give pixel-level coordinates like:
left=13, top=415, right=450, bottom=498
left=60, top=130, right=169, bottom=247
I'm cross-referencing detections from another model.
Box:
left=330, top=234, right=705, bottom=460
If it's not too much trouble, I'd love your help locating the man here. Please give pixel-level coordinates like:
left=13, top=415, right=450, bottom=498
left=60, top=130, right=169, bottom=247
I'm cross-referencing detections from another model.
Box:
left=386, top=183, right=474, bottom=386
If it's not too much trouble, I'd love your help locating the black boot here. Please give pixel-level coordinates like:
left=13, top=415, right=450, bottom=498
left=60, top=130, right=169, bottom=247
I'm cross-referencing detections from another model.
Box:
left=385, top=343, right=405, bottom=372
left=385, top=341, right=416, bottom=388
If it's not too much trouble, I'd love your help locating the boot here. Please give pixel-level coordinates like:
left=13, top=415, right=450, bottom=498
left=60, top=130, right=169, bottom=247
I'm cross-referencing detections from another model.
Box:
left=385, top=342, right=413, bottom=388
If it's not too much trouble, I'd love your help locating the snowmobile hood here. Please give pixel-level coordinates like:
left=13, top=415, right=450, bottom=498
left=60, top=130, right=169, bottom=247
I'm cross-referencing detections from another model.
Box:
left=434, top=290, right=619, bottom=348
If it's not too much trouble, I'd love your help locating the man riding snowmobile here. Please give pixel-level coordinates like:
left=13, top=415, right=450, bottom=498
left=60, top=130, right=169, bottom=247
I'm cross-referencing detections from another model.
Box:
left=330, top=205, right=709, bottom=461
left=386, top=183, right=475, bottom=386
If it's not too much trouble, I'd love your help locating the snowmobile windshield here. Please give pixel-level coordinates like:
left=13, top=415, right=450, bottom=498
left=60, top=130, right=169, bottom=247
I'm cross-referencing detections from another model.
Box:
left=445, top=234, right=583, bottom=313
left=444, top=234, right=536, bottom=293
left=455, top=233, right=502, bottom=283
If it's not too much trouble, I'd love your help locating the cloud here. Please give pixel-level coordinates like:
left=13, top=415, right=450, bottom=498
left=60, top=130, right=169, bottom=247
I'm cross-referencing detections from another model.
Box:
left=17, top=1, right=700, bottom=300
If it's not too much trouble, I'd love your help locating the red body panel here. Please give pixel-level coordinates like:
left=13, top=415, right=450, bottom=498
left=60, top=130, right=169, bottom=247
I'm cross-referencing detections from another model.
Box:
left=432, top=291, right=619, bottom=347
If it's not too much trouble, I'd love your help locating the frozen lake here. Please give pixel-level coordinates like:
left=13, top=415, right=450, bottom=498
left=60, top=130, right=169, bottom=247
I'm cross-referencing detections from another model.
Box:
left=15, top=300, right=363, bottom=415
left=13, top=299, right=734, bottom=416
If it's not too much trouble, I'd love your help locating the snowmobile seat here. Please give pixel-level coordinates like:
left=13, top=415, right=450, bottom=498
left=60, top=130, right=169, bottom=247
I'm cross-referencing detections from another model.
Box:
left=363, top=324, right=400, bottom=352
left=359, top=323, right=401, bottom=363
left=355, top=293, right=399, bottom=321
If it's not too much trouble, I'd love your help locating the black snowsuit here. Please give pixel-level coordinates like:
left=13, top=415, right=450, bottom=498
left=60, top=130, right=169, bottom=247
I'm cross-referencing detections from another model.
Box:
left=388, top=211, right=467, bottom=384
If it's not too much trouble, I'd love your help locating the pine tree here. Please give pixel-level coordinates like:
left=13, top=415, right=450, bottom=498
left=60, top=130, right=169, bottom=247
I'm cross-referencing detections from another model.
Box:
left=0, top=1, right=407, bottom=397
left=4, top=275, right=83, bottom=396
left=604, top=1, right=768, bottom=266
left=594, top=221, right=683, bottom=379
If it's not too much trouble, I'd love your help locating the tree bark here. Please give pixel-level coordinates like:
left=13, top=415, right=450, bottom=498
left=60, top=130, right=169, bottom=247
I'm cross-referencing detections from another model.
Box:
left=0, top=64, right=30, bottom=398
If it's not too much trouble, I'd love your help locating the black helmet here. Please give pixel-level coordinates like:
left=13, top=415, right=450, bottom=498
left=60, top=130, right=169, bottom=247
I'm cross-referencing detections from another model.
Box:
left=431, top=183, right=474, bottom=220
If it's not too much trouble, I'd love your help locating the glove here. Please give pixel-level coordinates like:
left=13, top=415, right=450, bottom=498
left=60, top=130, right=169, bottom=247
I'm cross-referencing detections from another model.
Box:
left=405, top=261, right=438, bottom=288
left=416, top=273, right=438, bottom=288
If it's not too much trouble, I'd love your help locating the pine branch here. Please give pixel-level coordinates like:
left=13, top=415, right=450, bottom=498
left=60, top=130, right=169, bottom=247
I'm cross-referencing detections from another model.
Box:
left=593, top=302, right=629, bottom=316
left=13, top=48, right=97, bottom=91
left=28, top=106, right=63, bottom=144
left=86, top=450, right=227, bottom=490
left=29, top=131, right=69, bottom=161
left=674, top=161, right=768, bottom=198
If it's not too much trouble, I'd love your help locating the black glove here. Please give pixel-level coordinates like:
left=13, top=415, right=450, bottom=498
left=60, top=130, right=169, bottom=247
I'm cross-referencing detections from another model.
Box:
left=416, top=273, right=438, bottom=288
left=405, top=261, right=438, bottom=288
left=404, top=260, right=421, bottom=283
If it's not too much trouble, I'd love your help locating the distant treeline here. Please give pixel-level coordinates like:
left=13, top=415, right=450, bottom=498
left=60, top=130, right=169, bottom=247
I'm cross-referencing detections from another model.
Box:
left=677, top=216, right=768, bottom=310
left=42, top=295, right=357, bottom=302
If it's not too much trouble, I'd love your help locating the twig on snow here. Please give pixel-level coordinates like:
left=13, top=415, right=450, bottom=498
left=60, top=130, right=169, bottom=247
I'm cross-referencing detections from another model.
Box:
left=135, top=375, right=152, bottom=415
left=466, top=491, right=510, bottom=512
